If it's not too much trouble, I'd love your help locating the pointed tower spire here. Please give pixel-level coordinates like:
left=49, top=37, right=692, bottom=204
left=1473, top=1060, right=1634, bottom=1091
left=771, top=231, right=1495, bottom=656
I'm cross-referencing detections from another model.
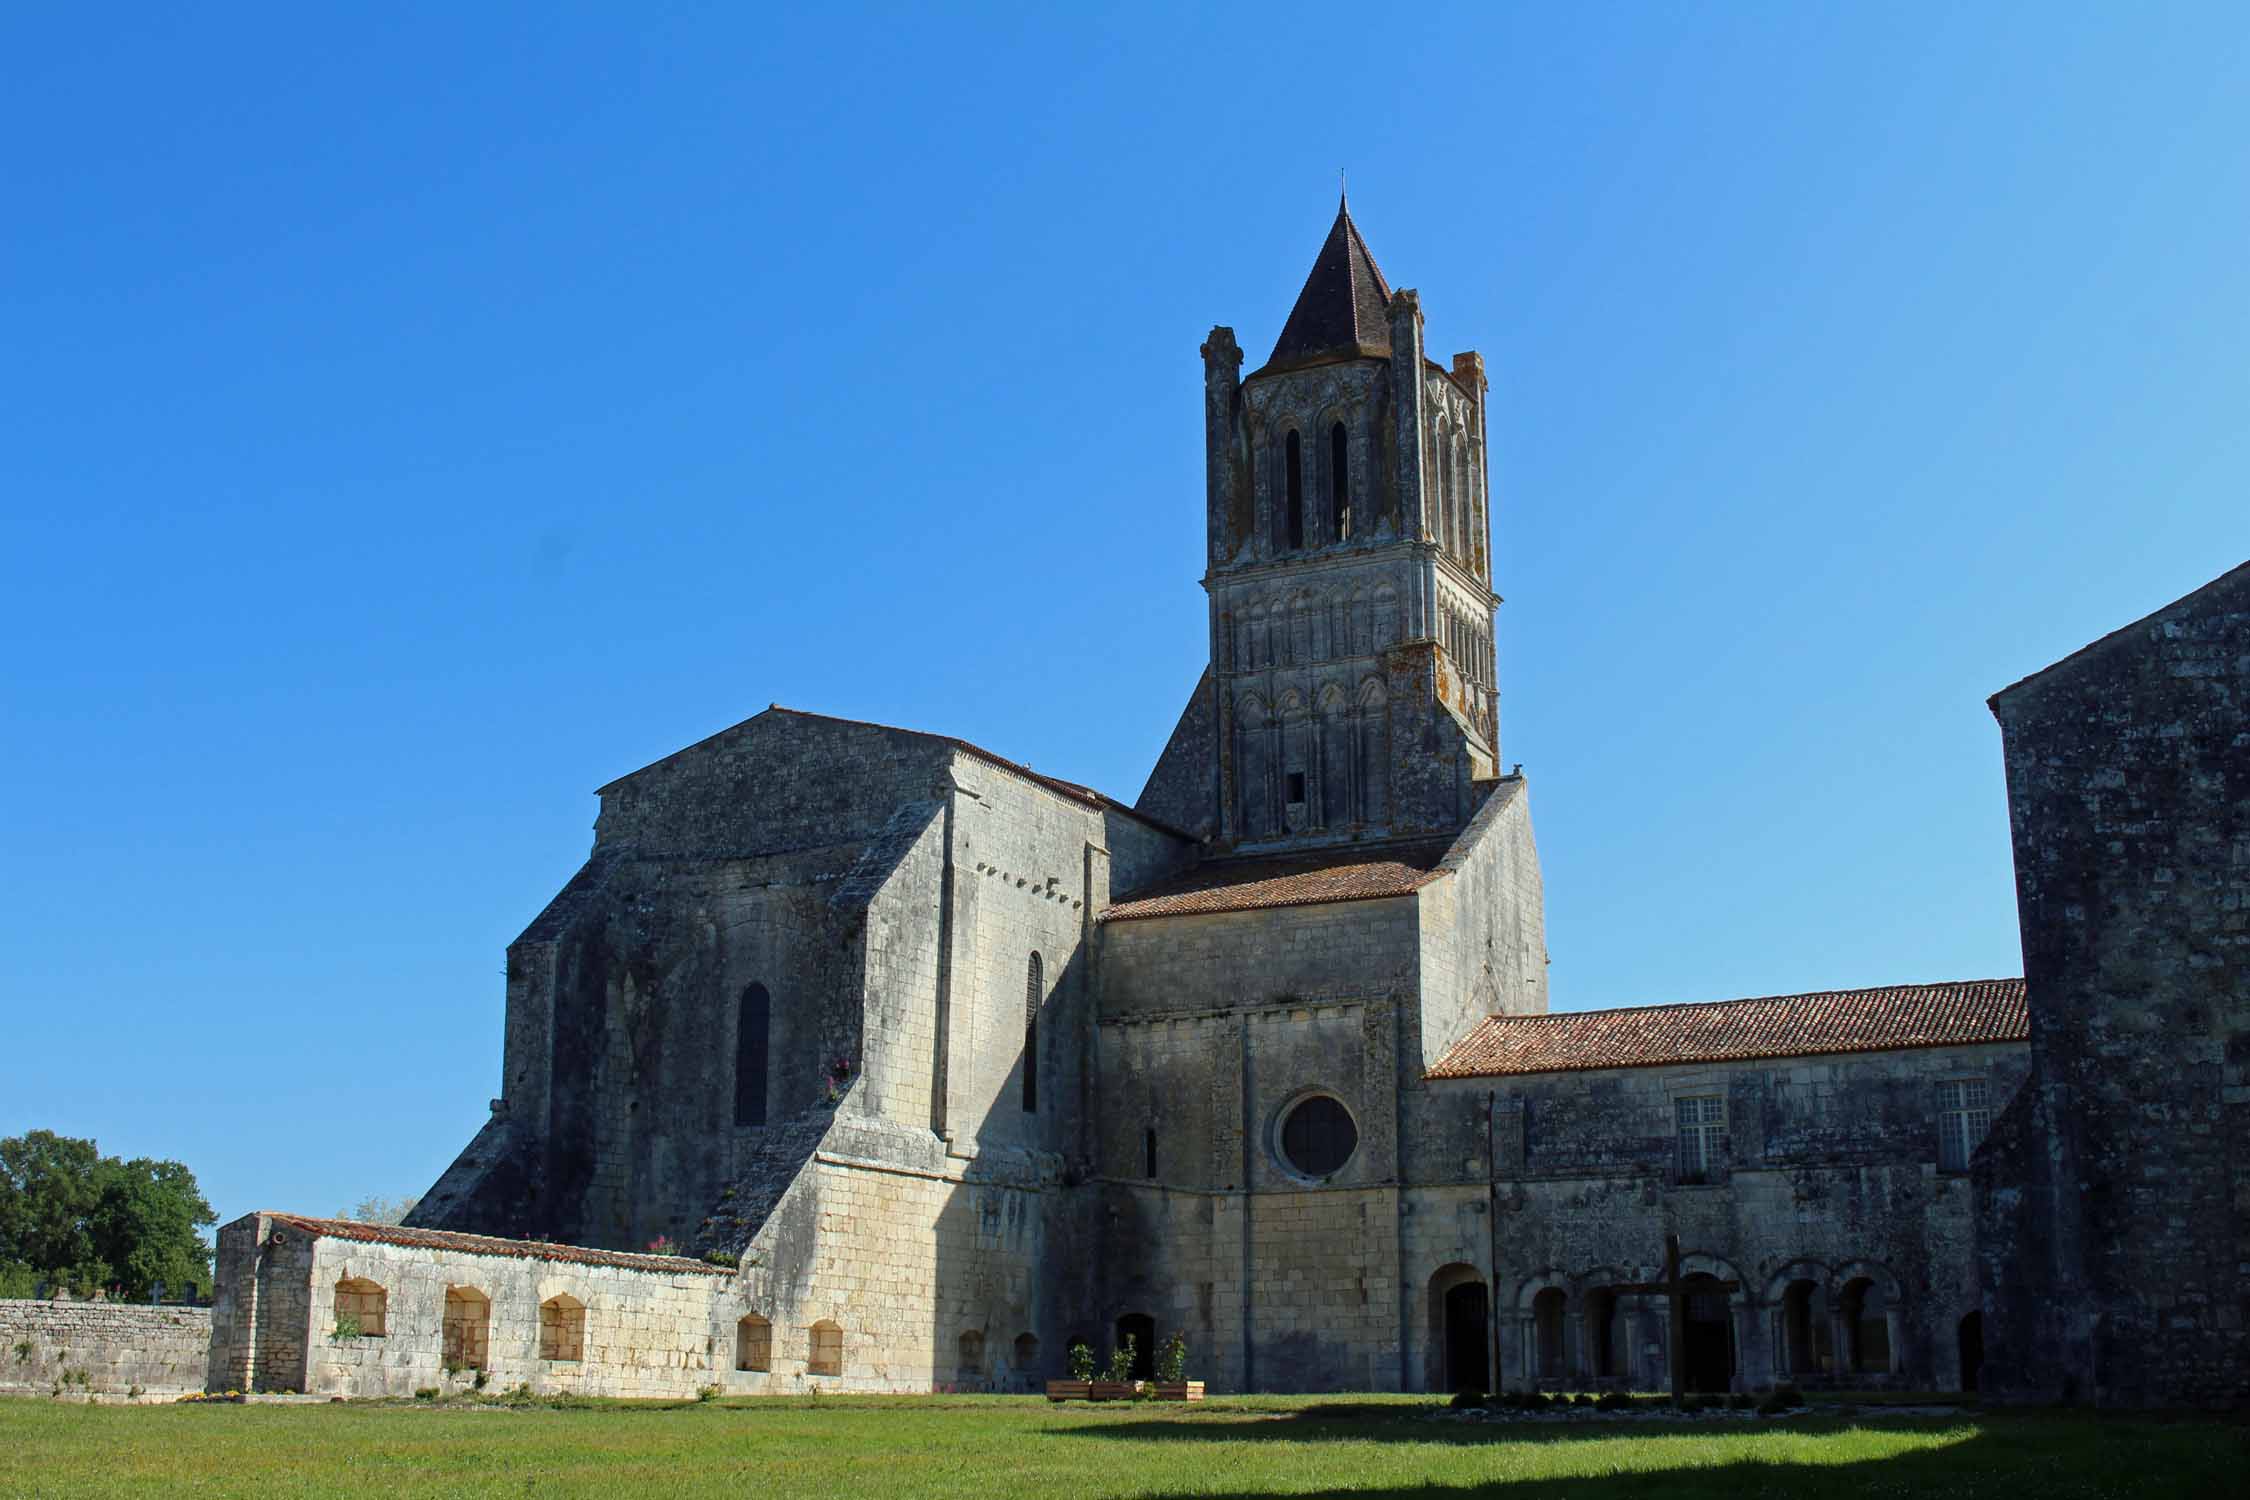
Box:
left=1260, top=196, right=1395, bottom=373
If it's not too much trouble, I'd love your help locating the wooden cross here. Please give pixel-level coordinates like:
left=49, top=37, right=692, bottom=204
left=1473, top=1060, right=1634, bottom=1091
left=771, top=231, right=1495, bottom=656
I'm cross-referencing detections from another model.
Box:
left=1609, top=1232, right=1740, bottom=1405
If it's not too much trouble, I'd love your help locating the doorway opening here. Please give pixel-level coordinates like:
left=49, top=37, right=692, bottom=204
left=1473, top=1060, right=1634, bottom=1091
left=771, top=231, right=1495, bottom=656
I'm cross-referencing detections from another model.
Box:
left=1681, top=1274, right=1734, bottom=1393
left=1442, top=1281, right=1489, bottom=1393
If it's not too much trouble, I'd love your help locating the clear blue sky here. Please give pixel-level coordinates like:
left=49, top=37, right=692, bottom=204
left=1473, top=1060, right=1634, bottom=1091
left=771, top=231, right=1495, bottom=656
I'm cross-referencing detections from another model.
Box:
left=4, top=3, right=2245, bottom=1237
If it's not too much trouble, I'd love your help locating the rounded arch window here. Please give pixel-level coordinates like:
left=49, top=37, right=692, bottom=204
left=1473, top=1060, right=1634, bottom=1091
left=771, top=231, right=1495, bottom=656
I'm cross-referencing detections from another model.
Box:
left=1278, top=1093, right=1358, bottom=1178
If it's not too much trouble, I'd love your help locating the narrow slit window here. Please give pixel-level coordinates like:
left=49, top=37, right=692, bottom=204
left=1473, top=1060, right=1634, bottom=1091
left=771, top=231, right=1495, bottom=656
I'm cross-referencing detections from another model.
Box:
left=735, top=983, right=770, bottom=1127
left=1286, top=771, right=1306, bottom=804
left=1329, top=422, right=1350, bottom=540
left=1285, top=431, right=1304, bottom=550
left=1144, top=1126, right=1158, bottom=1179
left=1022, top=953, right=1041, bottom=1113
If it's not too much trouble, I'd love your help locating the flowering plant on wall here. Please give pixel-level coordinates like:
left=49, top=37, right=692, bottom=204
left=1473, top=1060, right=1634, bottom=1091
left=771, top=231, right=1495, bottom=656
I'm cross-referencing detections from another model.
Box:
left=646, top=1235, right=679, bottom=1257
left=821, top=1055, right=854, bottom=1105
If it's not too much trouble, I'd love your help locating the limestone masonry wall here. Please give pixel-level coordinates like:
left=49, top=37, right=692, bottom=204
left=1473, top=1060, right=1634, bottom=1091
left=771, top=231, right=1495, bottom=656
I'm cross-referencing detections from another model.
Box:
left=0, top=1301, right=212, bottom=1400
left=210, top=1214, right=737, bottom=1399
left=1979, top=559, right=2249, bottom=1408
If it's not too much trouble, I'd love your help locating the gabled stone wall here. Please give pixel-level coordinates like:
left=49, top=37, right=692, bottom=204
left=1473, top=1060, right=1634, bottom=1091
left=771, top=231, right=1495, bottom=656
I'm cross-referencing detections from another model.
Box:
left=1979, top=560, right=2250, bottom=1408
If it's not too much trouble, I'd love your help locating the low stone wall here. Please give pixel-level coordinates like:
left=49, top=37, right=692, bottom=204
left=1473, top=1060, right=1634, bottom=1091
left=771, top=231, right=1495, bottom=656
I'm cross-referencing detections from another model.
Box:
left=0, top=1301, right=213, bottom=1400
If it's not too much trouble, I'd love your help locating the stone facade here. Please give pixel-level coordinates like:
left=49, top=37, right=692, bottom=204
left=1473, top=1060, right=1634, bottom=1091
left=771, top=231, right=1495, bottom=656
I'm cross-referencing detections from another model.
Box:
left=197, top=204, right=2239, bottom=1405
left=1424, top=1039, right=2031, bottom=1396
left=0, top=1301, right=212, bottom=1401
left=1977, top=560, right=2250, bottom=1408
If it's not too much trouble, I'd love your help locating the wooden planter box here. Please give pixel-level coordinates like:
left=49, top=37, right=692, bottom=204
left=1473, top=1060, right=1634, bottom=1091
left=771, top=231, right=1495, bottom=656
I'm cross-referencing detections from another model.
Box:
left=1045, top=1380, right=1091, bottom=1402
left=1149, top=1381, right=1205, bottom=1401
left=1088, top=1381, right=1142, bottom=1401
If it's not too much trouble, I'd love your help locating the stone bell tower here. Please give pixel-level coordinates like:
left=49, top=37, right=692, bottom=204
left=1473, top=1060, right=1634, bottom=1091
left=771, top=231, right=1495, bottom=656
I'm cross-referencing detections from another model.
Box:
left=1178, top=197, right=1501, bottom=850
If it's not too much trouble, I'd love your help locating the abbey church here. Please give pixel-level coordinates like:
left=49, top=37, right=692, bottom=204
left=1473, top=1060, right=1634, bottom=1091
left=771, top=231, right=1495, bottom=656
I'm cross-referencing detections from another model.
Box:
left=207, top=204, right=2248, bottom=1409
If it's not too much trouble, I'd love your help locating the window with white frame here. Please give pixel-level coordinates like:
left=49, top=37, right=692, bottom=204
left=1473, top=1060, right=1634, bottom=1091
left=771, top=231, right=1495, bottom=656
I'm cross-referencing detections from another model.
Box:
left=1937, top=1077, right=1993, bottom=1172
left=1675, top=1095, right=1725, bottom=1181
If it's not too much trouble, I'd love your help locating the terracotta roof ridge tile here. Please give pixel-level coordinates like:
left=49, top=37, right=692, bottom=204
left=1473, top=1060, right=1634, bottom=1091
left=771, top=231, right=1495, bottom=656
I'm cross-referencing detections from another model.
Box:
left=1428, top=978, right=2028, bottom=1080
left=262, top=1213, right=734, bottom=1275
left=1508, top=977, right=2026, bottom=1023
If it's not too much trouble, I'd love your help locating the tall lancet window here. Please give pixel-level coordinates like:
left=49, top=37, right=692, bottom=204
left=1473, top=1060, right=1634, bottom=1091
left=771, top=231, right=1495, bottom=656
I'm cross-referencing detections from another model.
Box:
left=1329, top=423, right=1350, bottom=542
left=1022, top=953, right=1042, bottom=1113
left=1284, top=431, right=1305, bottom=550
left=1440, top=431, right=1458, bottom=555
left=734, top=983, right=770, bottom=1127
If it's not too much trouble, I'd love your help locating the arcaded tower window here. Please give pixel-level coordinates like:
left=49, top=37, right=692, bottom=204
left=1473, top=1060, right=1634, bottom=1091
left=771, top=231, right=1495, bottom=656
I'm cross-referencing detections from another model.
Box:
left=1285, top=430, right=1305, bottom=550
left=1278, top=1094, right=1357, bottom=1178
left=1329, top=422, right=1350, bottom=540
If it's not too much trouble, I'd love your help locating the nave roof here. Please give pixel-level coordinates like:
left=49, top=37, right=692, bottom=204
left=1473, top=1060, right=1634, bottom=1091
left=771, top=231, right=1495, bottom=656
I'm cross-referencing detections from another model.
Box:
left=1428, top=977, right=2029, bottom=1079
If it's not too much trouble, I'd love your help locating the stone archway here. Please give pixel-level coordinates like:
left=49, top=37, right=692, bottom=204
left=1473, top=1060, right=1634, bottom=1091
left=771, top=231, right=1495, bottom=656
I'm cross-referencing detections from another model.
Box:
left=1427, top=1264, right=1489, bottom=1394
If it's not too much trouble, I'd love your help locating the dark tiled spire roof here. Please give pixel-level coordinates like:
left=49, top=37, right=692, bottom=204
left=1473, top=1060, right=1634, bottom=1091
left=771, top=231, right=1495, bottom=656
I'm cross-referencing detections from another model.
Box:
left=1260, top=195, right=1395, bottom=372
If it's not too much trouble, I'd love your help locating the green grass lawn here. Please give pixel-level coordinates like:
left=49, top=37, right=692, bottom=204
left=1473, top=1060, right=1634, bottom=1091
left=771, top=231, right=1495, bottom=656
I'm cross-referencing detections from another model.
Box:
left=2, top=1393, right=2241, bottom=1498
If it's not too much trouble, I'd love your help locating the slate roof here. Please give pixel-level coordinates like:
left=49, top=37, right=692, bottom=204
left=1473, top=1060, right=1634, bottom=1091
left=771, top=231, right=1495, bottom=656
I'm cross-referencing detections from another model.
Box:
left=1259, top=196, right=1396, bottom=373
left=1427, top=978, right=2029, bottom=1079
left=264, top=1214, right=734, bottom=1275
left=1103, top=837, right=1454, bottom=923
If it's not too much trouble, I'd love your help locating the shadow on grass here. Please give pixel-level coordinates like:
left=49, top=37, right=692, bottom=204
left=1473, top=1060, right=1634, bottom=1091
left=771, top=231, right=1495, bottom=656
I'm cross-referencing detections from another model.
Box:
left=1050, top=1415, right=2247, bottom=1498
left=1050, top=1401, right=1920, bottom=1447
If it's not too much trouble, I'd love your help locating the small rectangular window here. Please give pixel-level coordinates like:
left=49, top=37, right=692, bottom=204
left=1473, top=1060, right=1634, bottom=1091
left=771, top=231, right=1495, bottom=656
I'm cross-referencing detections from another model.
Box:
left=1675, top=1095, right=1725, bottom=1181
left=1937, top=1077, right=1993, bottom=1172
left=1286, top=772, right=1306, bottom=803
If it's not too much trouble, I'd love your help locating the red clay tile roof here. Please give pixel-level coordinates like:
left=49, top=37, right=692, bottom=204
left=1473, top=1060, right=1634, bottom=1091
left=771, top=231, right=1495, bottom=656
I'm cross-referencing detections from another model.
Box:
left=1427, top=979, right=2028, bottom=1079
left=1104, top=838, right=1454, bottom=923
left=266, top=1214, right=733, bottom=1275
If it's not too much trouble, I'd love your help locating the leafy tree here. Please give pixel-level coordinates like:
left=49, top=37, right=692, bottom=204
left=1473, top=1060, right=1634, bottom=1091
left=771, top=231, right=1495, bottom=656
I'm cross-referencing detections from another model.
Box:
left=0, top=1131, right=213, bottom=1298
left=0, top=1132, right=105, bottom=1285
left=342, top=1194, right=420, bottom=1226
left=90, top=1156, right=215, bottom=1295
